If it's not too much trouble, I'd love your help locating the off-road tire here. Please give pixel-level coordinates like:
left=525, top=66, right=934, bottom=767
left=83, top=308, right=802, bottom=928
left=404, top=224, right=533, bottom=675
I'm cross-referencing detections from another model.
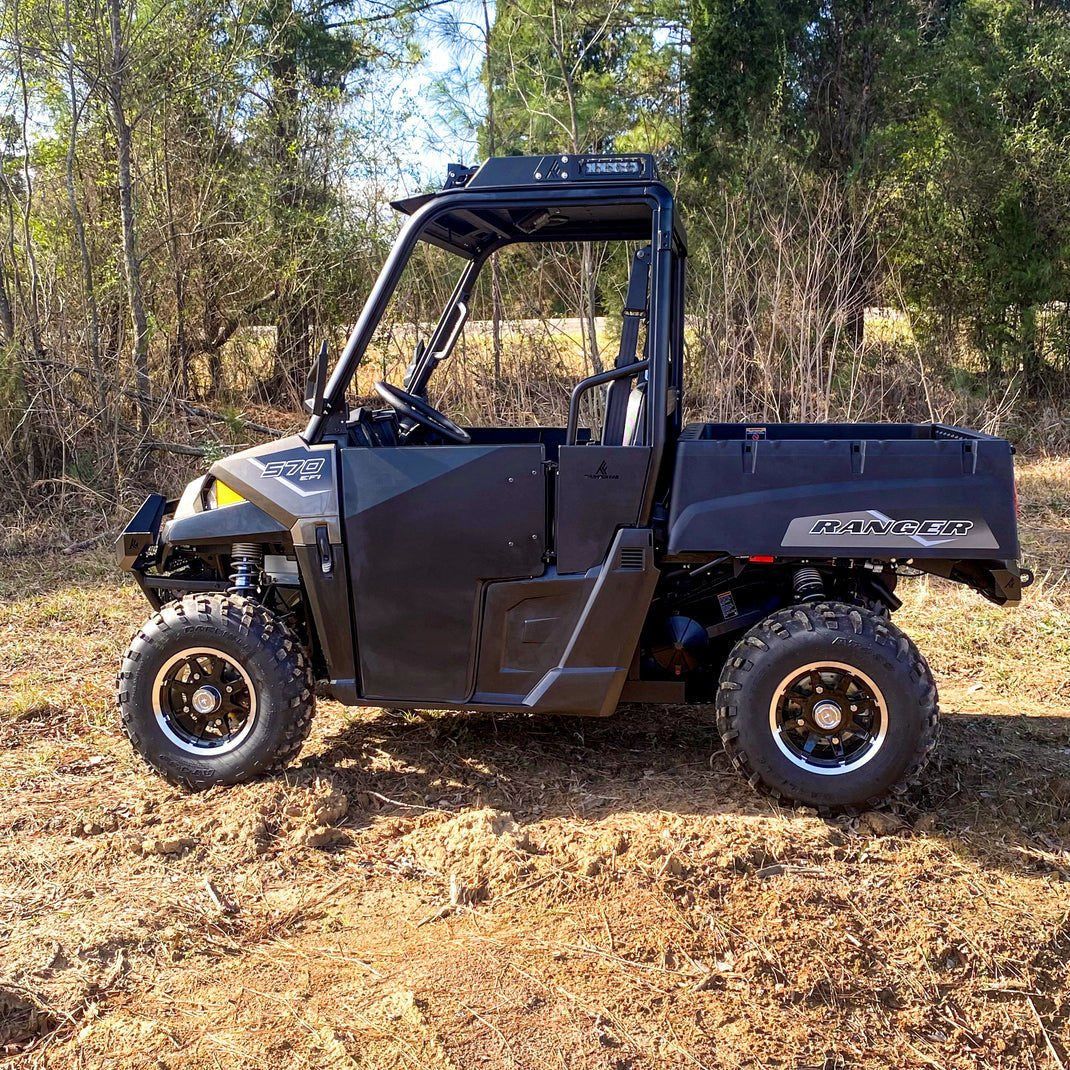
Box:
left=117, top=594, right=314, bottom=790
left=716, top=601, right=938, bottom=811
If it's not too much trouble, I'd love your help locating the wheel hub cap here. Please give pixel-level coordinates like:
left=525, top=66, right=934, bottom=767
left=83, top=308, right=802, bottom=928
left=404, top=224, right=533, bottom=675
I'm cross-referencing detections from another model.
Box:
left=768, top=661, right=889, bottom=776
left=812, top=700, right=842, bottom=730
left=151, top=648, right=257, bottom=755
left=191, top=685, right=222, bottom=715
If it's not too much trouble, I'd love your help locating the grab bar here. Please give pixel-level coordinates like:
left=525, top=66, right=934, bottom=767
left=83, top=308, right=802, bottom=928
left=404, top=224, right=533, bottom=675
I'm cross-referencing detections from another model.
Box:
left=565, top=359, right=649, bottom=445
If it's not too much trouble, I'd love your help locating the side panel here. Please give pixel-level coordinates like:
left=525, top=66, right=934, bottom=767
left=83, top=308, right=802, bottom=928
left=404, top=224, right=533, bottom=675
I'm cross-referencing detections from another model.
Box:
left=211, top=435, right=338, bottom=529
left=668, top=437, right=1019, bottom=560
left=164, top=500, right=288, bottom=546
left=555, top=445, right=651, bottom=573
left=342, top=445, right=546, bottom=703
left=293, top=521, right=358, bottom=705
left=474, top=572, right=595, bottom=702
left=523, top=528, right=659, bottom=717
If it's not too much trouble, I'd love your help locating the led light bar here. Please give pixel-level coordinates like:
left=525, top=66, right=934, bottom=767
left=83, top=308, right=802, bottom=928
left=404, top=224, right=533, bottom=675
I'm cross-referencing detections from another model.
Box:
left=580, top=156, right=645, bottom=177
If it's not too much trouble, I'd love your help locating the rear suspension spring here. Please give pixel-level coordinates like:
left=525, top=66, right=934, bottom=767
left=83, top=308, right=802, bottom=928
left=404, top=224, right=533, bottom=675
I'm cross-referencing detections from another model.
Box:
left=792, top=567, right=825, bottom=604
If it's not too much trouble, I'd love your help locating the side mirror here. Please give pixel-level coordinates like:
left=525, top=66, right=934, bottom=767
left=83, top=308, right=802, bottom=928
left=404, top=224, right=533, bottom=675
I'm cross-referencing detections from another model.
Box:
left=304, top=340, right=328, bottom=416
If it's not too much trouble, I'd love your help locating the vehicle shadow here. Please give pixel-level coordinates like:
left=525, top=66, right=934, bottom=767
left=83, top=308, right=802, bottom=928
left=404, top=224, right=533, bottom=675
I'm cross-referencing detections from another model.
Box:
left=300, top=698, right=1070, bottom=870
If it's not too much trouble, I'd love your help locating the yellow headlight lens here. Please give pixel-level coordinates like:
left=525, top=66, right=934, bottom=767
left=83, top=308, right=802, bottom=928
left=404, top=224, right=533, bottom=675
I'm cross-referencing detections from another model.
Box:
left=211, top=480, right=246, bottom=507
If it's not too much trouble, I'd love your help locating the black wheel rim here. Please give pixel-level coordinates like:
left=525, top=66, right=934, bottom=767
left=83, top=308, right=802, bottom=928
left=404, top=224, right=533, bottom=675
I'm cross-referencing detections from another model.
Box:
left=152, top=647, right=256, bottom=754
left=769, top=661, right=887, bottom=774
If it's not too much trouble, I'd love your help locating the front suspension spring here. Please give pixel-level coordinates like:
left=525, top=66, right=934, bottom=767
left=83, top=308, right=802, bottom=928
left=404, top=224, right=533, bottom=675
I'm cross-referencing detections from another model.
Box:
left=229, top=542, right=263, bottom=596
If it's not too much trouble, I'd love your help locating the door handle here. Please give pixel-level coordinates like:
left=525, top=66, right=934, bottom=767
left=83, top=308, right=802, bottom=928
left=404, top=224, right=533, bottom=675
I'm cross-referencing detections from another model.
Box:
left=315, top=525, right=333, bottom=574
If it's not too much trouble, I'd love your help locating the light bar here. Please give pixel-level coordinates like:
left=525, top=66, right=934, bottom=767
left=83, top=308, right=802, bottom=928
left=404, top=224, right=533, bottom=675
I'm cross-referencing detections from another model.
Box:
left=580, top=156, right=644, bottom=177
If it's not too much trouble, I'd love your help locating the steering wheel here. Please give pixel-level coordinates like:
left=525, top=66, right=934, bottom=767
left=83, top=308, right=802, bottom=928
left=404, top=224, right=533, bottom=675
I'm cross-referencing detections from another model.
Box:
left=373, top=381, right=471, bottom=445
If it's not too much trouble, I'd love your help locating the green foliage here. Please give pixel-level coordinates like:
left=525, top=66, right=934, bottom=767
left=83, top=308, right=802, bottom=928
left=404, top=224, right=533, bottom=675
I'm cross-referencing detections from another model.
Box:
left=486, top=0, right=684, bottom=156
left=685, top=0, right=1070, bottom=396
left=686, top=0, right=811, bottom=174
left=882, top=0, right=1070, bottom=388
left=0, top=0, right=1067, bottom=508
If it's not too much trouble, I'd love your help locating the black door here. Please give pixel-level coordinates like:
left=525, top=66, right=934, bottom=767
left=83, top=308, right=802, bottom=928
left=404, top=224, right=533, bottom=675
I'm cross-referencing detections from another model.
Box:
left=341, top=445, right=546, bottom=703
left=554, top=445, right=651, bottom=574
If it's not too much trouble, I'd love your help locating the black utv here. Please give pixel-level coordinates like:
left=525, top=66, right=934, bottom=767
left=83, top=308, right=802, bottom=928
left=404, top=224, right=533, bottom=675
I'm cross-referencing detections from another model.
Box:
left=117, top=153, right=1025, bottom=810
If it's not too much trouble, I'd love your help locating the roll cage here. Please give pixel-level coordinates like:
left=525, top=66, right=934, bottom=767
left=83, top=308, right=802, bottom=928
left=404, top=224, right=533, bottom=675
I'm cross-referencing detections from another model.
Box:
left=303, top=152, right=687, bottom=519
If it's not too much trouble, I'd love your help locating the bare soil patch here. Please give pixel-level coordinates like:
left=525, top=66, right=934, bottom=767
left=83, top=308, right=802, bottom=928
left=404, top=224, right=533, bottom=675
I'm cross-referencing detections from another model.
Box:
left=1, top=458, right=1068, bottom=1069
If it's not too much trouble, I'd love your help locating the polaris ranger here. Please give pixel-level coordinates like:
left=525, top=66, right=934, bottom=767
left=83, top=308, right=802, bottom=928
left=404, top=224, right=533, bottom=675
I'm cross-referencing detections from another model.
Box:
left=116, top=153, right=1026, bottom=809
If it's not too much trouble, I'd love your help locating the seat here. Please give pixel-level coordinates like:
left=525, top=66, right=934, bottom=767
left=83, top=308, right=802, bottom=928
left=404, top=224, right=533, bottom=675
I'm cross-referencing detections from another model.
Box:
left=621, top=380, right=647, bottom=445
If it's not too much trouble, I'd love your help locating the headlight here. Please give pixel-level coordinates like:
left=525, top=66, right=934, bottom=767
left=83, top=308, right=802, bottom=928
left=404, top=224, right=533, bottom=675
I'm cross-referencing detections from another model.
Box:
left=205, top=478, right=246, bottom=509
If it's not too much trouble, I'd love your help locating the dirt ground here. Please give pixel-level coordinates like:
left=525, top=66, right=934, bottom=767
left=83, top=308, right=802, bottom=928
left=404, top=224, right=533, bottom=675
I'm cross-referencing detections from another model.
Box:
left=1, top=458, right=1068, bottom=1070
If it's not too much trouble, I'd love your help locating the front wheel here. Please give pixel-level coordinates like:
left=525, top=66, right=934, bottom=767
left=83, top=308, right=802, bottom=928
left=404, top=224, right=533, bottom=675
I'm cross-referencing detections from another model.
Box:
left=118, top=594, right=314, bottom=789
left=716, top=602, right=938, bottom=810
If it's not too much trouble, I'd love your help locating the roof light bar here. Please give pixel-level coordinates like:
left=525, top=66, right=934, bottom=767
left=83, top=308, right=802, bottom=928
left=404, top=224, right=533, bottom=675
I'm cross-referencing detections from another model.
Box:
left=580, top=156, right=645, bottom=177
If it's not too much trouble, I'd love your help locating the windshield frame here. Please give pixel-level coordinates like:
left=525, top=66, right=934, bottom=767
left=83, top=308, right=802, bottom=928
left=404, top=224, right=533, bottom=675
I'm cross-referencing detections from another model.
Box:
left=303, top=182, right=676, bottom=445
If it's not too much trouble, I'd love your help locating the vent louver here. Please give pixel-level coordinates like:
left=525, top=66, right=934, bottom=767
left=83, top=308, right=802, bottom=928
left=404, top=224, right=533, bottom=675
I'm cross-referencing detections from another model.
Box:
left=618, top=546, right=645, bottom=571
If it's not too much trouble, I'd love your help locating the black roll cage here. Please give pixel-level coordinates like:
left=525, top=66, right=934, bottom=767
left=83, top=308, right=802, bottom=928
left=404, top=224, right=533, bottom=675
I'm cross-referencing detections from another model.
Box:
left=303, top=179, right=686, bottom=520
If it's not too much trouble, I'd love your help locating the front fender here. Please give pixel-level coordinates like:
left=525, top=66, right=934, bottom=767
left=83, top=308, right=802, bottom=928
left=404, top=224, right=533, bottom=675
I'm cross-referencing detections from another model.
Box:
left=165, top=501, right=290, bottom=547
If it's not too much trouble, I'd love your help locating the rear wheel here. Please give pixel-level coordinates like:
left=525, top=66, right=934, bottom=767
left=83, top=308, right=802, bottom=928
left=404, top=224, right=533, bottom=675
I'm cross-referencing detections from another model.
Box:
left=716, top=602, right=938, bottom=810
left=118, top=594, right=314, bottom=789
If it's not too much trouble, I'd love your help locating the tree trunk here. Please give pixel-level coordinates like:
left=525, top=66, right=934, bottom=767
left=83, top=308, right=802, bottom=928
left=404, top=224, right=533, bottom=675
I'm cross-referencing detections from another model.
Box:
left=482, top=0, right=503, bottom=384
left=0, top=259, right=14, bottom=345
left=108, top=0, right=151, bottom=429
left=12, top=0, right=45, bottom=359
left=274, top=290, right=310, bottom=404
left=161, top=133, right=191, bottom=397
left=63, top=4, right=103, bottom=405
left=580, top=242, right=602, bottom=373
left=1021, top=304, right=1043, bottom=396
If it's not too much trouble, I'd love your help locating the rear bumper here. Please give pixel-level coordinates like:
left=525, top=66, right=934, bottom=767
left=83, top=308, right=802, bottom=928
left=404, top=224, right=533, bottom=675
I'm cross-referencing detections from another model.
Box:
left=920, top=557, right=1029, bottom=605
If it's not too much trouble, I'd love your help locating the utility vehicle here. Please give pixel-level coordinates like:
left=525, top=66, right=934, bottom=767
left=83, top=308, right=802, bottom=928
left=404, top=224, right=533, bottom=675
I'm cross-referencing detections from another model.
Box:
left=117, top=153, right=1026, bottom=809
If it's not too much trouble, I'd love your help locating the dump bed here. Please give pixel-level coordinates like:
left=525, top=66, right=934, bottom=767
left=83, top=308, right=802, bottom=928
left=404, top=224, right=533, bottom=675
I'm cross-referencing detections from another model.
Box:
left=667, top=422, right=1019, bottom=562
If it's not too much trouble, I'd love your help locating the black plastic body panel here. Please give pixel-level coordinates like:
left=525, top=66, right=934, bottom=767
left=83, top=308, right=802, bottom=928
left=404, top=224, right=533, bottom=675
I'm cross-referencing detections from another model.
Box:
left=475, top=572, right=595, bottom=701
left=555, top=446, right=650, bottom=573
left=294, top=540, right=358, bottom=704
left=521, top=528, right=659, bottom=716
left=165, top=500, right=289, bottom=547
left=365, top=527, right=659, bottom=717
left=668, top=425, right=1019, bottom=560
left=342, top=445, right=546, bottom=703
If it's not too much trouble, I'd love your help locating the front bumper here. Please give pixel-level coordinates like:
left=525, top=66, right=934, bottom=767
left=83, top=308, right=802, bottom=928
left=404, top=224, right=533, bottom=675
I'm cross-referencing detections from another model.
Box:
left=115, top=494, right=168, bottom=571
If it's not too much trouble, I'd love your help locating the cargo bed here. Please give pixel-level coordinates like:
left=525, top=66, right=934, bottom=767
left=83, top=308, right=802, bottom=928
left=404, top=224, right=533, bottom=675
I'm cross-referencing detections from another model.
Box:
left=667, top=422, right=1019, bottom=567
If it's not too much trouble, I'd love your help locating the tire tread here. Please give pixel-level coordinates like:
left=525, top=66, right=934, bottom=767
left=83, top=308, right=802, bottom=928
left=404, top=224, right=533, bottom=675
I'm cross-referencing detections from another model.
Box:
left=117, top=593, right=315, bottom=790
left=715, top=600, right=939, bottom=812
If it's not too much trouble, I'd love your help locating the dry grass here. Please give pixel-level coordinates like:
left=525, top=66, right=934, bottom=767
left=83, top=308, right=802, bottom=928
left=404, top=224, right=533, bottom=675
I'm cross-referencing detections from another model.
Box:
left=0, top=460, right=1067, bottom=1069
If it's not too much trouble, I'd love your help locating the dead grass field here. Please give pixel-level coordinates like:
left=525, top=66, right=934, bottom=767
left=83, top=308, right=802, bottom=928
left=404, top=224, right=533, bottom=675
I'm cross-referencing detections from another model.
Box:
left=1, top=458, right=1068, bottom=1069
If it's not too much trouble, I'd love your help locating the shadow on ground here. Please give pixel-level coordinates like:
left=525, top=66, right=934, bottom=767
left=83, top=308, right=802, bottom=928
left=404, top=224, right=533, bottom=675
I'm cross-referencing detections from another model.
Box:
left=297, top=698, right=1070, bottom=874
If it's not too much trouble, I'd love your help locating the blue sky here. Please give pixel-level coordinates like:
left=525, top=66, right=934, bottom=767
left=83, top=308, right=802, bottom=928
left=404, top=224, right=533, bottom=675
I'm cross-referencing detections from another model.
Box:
left=363, top=3, right=490, bottom=194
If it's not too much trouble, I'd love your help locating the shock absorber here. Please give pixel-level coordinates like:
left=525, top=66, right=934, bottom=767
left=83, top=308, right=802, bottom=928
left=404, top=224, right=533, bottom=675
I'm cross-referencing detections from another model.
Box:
left=229, top=543, right=263, bottom=596
left=793, top=566, right=824, bottom=604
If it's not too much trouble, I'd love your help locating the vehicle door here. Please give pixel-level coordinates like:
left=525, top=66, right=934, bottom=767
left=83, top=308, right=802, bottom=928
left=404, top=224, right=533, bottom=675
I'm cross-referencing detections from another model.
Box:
left=341, top=444, right=546, bottom=704
left=554, top=246, right=653, bottom=574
